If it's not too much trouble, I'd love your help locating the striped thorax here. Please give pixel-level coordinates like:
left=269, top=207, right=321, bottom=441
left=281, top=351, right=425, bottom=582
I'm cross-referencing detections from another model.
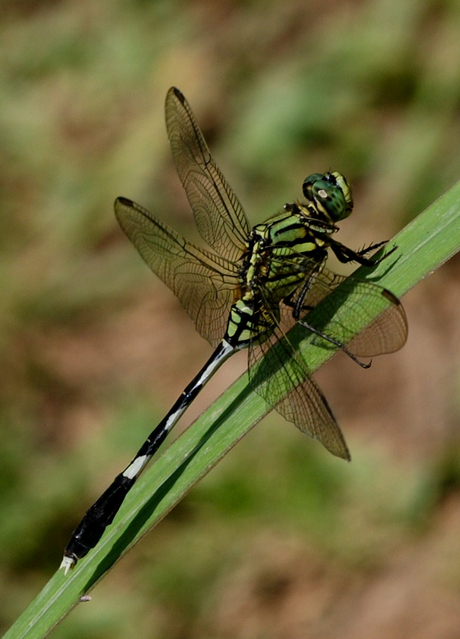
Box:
left=224, top=171, right=354, bottom=349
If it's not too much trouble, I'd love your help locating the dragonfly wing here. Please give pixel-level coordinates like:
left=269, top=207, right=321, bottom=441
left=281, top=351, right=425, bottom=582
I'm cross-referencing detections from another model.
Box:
left=276, top=373, right=350, bottom=461
left=290, top=267, right=408, bottom=357
left=165, top=87, right=250, bottom=261
left=115, top=197, right=239, bottom=347
left=345, top=290, right=408, bottom=356
left=248, top=306, right=350, bottom=460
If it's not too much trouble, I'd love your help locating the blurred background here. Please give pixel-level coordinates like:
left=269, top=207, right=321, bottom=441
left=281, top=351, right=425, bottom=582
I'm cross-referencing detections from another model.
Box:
left=1, top=0, right=460, bottom=637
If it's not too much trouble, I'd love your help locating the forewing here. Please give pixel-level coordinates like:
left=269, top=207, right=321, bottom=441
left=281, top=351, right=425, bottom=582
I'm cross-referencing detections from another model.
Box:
left=115, top=197, right=239, bottom=347
left=165, top=87, right=250, bottom=261
left=248, top=304, right=350, bottom=460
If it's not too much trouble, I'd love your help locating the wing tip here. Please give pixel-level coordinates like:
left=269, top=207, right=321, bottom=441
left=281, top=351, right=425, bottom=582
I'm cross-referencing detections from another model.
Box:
left=382, top=288, right=401, bottom=306
left=327, top=439, right=351, bottom=462
left=169, top=86, right=185, bottom=104
left=114, top=196, right=135, bottom=211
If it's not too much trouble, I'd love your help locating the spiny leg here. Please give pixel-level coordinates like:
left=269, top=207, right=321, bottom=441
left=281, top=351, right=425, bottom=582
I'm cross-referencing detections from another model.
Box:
left=330, top=239, right=396, bottom=266
left=285, top=240, right=397, bottom=365
left=285, top=274, right=373, bottom=369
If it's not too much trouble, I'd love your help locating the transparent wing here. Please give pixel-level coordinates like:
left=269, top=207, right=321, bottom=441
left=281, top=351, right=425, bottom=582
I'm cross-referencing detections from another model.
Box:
left=248, top=305, right=350, bottom=460
left=291, top=267, right=408, bottom=356
left=115, top=197, right=239, bottom=347
left=165, top=87, right=250, bottom=261
left=246, top=264, right=407, bottom=461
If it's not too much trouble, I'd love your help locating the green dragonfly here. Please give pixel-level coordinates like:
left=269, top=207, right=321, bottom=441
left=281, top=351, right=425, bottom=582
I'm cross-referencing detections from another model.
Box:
left=61, top=87, right=407, bottom=573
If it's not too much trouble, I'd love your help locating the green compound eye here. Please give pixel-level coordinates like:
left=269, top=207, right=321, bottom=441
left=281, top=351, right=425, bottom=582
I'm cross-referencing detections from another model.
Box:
left=302, top=171, right=353, bottom=222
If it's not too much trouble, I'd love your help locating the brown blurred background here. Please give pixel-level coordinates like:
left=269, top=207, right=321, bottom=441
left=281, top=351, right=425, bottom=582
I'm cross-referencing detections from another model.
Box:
left=1, top=1, right=460, bottom=637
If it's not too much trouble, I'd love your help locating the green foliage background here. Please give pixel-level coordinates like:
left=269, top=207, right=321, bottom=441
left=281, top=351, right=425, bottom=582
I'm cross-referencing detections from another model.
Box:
left=1, top=1, right=460, bottom=637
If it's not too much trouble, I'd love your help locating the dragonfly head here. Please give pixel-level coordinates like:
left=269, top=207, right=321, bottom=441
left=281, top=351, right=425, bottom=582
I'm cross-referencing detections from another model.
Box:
left=302, top=172, right=353, bottom=224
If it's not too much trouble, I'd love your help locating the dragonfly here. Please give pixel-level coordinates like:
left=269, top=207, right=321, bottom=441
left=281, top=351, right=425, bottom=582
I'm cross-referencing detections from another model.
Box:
left=60, top=87, right=407, bottom=573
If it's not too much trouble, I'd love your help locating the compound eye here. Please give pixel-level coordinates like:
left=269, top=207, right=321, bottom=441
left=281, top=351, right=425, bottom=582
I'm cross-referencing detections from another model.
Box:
left=330, top=172, right=353, bottom=217
left=302, top=173, right=324, bottom=202
left=302, top=172, right=353, bottom=222
left=316, top=178, right=348, bottom=221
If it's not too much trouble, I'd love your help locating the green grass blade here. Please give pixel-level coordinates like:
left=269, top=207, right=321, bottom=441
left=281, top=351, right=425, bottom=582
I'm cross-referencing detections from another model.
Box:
left=5, top=179, right=460, bottom=639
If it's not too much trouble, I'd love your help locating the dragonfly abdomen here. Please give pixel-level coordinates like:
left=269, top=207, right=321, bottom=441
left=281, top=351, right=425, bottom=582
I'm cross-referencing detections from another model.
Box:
left=224, top=297, right=274, bottom=348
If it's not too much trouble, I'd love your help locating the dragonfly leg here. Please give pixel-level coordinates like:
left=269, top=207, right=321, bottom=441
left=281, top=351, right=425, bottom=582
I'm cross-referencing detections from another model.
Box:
left=355, top=240, right=388, bottom=257
left=296, top=317, right=371, bottom=369
left=285, top=281, right=371, bottom=369
left=330, top=239, right=396, bottom=266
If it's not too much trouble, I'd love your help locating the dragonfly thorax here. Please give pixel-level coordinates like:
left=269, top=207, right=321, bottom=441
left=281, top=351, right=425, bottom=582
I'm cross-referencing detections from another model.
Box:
left=225, top=207, right=331, bottom=349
